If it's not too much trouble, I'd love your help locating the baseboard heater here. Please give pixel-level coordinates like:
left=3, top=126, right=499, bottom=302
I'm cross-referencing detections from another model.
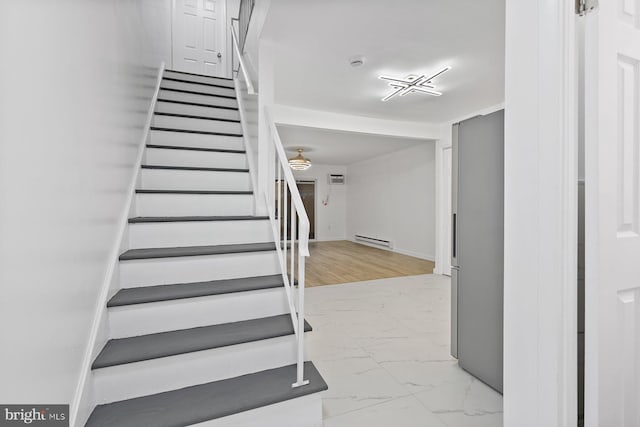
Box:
left=354, top=235, right=393, bottom=249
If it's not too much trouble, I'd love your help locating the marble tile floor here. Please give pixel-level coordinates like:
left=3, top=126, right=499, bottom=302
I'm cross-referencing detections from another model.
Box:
left=305, top=274, right=503, bottom=427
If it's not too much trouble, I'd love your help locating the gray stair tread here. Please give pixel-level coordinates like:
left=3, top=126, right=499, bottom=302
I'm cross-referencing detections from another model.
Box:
left=153, top=112, right=241, bottom=123
left=92, top=314, right=312, bottom=369
left=135, top=189, right=253, bottom=195
left=120, top=242, right=276, bottom=261
left=155, top=99, right=239, bottom=110
left=85, top=362, right=327, bottom=427
left=108, top=274, right=285, bottom=307
left=128, top=215, right=269, bottom=223
left=162, top=77, right=237, bottom=91
left=149, top=127, right=242, bottom=137
left=146, top=143, right=245, bottom=154
left=164, top=69, right=234, bottom=81
left=159, top=87, right=237, bottom=100
left=141, top=165, right=249, bottom=173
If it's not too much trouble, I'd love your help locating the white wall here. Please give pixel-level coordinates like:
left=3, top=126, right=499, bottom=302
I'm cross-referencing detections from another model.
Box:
left=293, top=165, right=347, bottom=241
left=0, top=0, right=170, bottom=410
left=272, top=104, right=441, bottom=140
left=346, top=143, right=436, bottom=260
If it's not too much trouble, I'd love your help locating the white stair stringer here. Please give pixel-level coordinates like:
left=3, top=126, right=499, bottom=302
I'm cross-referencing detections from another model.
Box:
left=139, top=168, right=251, bottom=192
left=129, top=219, right=272, bottom=248
left=108, top=287, right=289, bottom=338
left=92, top=334, right=306, bottom=404
left=118, top=251, right=281, bottom=287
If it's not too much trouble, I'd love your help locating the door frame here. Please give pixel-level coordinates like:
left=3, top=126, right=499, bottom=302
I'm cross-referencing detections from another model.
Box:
left=503, top=1, right=578, bottom=426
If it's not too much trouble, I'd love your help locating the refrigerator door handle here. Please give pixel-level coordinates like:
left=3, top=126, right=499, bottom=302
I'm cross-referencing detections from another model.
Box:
left=452, top=212, right=457, bottom=259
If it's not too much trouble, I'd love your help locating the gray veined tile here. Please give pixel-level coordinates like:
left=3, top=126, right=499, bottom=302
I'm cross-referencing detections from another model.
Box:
left=413, top=377, right=503, bottom=416
left=359, top=335, right=456, bottom=364
left=435, top=411, right=503, bottom=427
left=314, top=356, right=411, bottom=419
left=305, top=274, right=503, bottom=426
left=324, top=396, right=447, bottom=427
left=379, top=360, right=473, bottom=394
left=305, top=328, right=369, bottom=363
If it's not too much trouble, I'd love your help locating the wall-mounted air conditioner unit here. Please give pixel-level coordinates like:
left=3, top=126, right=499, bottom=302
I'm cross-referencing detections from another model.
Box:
left=328, top=174, right=346, bottom=185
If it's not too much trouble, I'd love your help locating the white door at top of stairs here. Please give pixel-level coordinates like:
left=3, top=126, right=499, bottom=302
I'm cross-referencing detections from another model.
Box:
left=172, top=0, right=226, bottom=78
left=584, top=2, right=640, bottom=426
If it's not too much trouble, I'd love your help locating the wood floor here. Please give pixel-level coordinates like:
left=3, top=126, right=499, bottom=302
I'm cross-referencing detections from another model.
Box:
left=303, top=240, right=435, bottom=287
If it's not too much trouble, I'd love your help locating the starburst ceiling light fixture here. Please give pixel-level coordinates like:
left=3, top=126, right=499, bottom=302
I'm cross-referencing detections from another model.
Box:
left=288, top=148, right=312, bottom=171
left=379, top=66, right=451, bottom=102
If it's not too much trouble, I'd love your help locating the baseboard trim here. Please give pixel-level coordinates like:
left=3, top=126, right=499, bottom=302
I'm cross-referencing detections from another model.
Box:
left=70, top=61, right=165, bottom=427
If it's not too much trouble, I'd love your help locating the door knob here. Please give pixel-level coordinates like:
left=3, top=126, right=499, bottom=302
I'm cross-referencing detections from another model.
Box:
left=217, top=52, right=222, bottom=59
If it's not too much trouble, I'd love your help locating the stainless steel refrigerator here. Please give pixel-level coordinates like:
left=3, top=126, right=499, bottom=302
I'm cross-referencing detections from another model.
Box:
left=451, top=109, right=504, bottom=393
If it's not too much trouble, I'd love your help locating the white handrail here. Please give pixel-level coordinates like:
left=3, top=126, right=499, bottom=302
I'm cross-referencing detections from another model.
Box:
left=230, top=24, right=256, bottom=95
left=229, top=16, right=310, bottom=387
left=264, top=107, right=311, bottom=388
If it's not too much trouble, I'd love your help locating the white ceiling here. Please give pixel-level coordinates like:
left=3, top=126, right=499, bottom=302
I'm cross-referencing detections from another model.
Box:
left=263, top=0, right=505, bottom=123
left=276, top=124, right=432, bottom=166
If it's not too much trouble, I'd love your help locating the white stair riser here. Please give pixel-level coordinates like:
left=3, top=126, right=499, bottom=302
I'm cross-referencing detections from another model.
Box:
left=129, top=220, right=272, bottom=248
left=93, top=335, right=305, bottom=404
left=152, top=115, right=242, bottom=134
left=155, top=101, right=240, bottom=121
left=140, top=169, right=251, bottom=191
left=163, top=71, right=235, bottom=88
left=159, top=90, right=237, bottom=109
left=161, top=80, right=236, bottom=98
left=119, top=251, right=280, bottom=287
left=195, top=395, right=323, bottom=427
left=145, top=147, right=247, bottom=169
left=109, top=288, right=289, bottom=338
left=135, top=193, right=253, bottom=217
left=150, top=131, right=244, bottom=150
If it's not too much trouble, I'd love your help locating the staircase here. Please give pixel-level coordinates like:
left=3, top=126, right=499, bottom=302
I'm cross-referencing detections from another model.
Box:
left=85, top=70, right=327, bottom=427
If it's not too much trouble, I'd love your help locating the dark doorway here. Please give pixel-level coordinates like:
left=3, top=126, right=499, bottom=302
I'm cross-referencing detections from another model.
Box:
left=275, top=180, right=316, bottom=240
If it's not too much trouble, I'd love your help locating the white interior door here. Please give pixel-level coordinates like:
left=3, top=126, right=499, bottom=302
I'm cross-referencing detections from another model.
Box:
left=584, top=2, right=640, bottom=426
left=172, top=0, right=226, bottom=77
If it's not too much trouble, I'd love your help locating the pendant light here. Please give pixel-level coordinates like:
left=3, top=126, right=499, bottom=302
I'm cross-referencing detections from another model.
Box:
left=288, top=148, right=312, bottom=171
